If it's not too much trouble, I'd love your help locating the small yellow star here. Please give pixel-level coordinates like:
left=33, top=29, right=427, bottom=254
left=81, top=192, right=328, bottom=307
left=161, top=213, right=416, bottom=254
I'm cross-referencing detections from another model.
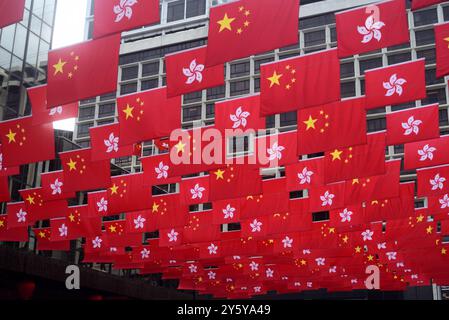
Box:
left=442, top=247, right=447, bottom=255
left=0, top=220, right=4, bottom=228
left=352, top=178, right=360, bottom=185
left=214, top=169, right=225, bottom=180
left=330, top=149, right=343, bottom=161
left=445, top=37, right=449, bottom=48
left=152, top=202, right=160, bottom=213
left=217, top=13, right=235, bottom=32
left=122, top=104, right=134, bottom=120
left=6, top=129, right=16, bottom=143
left=67, top=158, right=77, bottom=171
left=355, top=246, right=362, bottom=253
left=303, top=115, right=318, bottom=130
left=267, top=71, right=283, bottom=88
left=109, top=184, right=119, bottom=195
left=367, top=254, right=374, bottom=261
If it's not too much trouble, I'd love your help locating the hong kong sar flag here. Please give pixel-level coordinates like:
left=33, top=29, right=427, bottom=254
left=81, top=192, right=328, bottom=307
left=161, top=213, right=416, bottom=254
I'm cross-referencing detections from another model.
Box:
left=417, top=164, right=449, bottom=197
left=93, top=0, right=160, bottom=39
left=404, top=135, right=449, bottom=170
left=165, top=46, right=225, bottom=98
left=47, top=34, right=120, bottom=107
left=205, top=0, right=300, bottom=67
left=365, top=59, right=426, bottom=109
left=335, top=0, right=410, bottom=58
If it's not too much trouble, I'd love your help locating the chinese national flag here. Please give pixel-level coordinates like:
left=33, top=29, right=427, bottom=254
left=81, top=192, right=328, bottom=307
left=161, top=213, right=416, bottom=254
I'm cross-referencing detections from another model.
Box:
left=285, top=157, right=325, bottom=192
left=34, top=228, right=70, bottom=251
left=365, top=59, right=426, bottom=109
left=0, top=116, right=55, bottom=167
left=117, top=87, right=181, bottom=145
left=434, top=22, right=449, bottom=78
left=260, top=49, right=341, bottom=116
left=412, top=0, right=445, bottom=10
left=335, top=0, right=409, bottom=58
left=0, top=215, right=28, bottom=242
left=209, top=165, right=262, bottom=201
left=89, top=123, right=141, bottom=161
left=214, top=94, right=265, bottom=133
left=386, top=104, right=440, bottom=145
left=205, top=0, right=300, bottom=67
left=103, top=220, right=141, bottom=247
left=93, top=0, right=160, bottom=39
left=59, top=148, right=111, bottom=192
left=0, top=0, right=25, bottom=29
left=107, top=173, right=152, bottom=214
left=416, top=164, right=449, bottom=197
left=165, top=46, right=225, bottom=98
left=297, top=97, right=367, bottom=155
left=63, top=205, right=102, bottom=239
left=40, top=170, right=76, bottom=201
left=47, top=34, right=120, bottom=107
left=183, top=211, right=221, bottom=244
left=19, top=188, right=68, bottom=222
left=0, top=145, right=20, bottom=177
left=308, top=182, right=345, bottom=212
left=152, top=194, right=188, bottom=229
left=27, top=85, right=78, bottom=124
left=404, top=135, right=449, bottom=170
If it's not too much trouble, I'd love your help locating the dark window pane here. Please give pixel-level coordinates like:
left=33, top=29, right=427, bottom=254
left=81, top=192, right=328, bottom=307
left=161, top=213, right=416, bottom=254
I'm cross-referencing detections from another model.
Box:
left=186, top=0, right=206, bottom=18
left=142, top=61, right=159, bottom=76
left=417, top=49, right=436, bottom=64
left=206, top=103, right=215, bottom=118
left=367, top=118, right=386, bottom=132
left=439, top=108, right=449, bottom=126
left=230, top=61, right=250, bottom=78
left=340, top=62, right=354, bottom=78
left=183, top=91, right=202, bottom=103
left=360, top=58, right=383, bottom=74
left=341, top=81, right=355, bottom=98
left=121, top=65, right=138, bottom=81
left=120, top=82, right=137, bottom=95
left=422, top=88, right=447, bottom=105
left=254, top=77, right=260, bottom=92
left=79, top=106, right=95, bottom=120
left=206, top=85, right=225, bottom=100
left=141, top=79, right=159, bottom=90
left=299, top=13, right=334, bottom=29
left=183, top=105, right=202, bottom=122
left=445, top=5, right=449, bottom=21
left=230, top=80, right=250, bottom=97
left=98, top=103, right=115, bottom=118
left=167, top=0, right=185, bottom=22
left=388, top=52, right=411, bottom=65
left=77, top=122, right=93, bottom=137
left=266, top=115, right=275, bottom=129
left=425, top=68, right=444, bottom=85
left=415, top=29, right=435, bottom=46
left=304, top=29, right=326, bottom=47
left=330, top=26, right=337, bottom=42
left=280, top=111, right=297, bottom=127
left=413, top=8, right=438, bottom=27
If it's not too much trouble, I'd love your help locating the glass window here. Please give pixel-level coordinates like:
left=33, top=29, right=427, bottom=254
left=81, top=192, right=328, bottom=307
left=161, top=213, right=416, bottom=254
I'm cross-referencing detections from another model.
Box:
left=415, top=29, right=435, bottom=46
left=30, top=14, right=42, bottom=36
left=43, top=0, right=56, bottom=25
left=98, top=103, right=116, bottom=118
left=425, top=68, right=444, bottom=85
left=304, top=29, right=326, bottom=47
left=141, top=79, right=159, bottom=91
left=79, top=106, right=95, bottom=120
left=254, top=58, right=274, bottom=73
left=299, top=13, right=334, bottom=29
left=413, top=8, right=438, bottom=27
left=183, top=90, right=202, bottom=103
left=186, top=0, right=206, bottom=19
left=340, top=62, right=354, bottom=78
left=41, top=23, right=52, bottom=42
left=422, top=88, right=447, bottom=105
left=142, top=61, right=160, bottom=76
left=167, top=0, right=185, bottom=22
left=0, top=47, right=11, bottom=69
left=367, top=118, right=386, bottom=132
left=388, top=53, right=411, bottom=65
left=100, top=92, right=116, bottom=101
left=33, top=0, right=45, bottom=17
left=121, top=65, right=139, bottom=81
left=254, top=77, right=260, bottom=92
left=206, top=85, right=225, bottom=100
left=394, top=145, right=404, bottom=154
left=266, top=115, right=275, bottom=129
left=330, top=26, right=337, bottom=42
left=120, top=82, right=137, bottom=95
left=77, top=122, right=94, bottom=137
left=230, top=61, right=250, bottom=78
left=280, top=112, right=297, bottom=127
left=445, top=5, right=449, bottom=21
left=26, top=32, right=39, bottom=66
left=183, top=105, right=202, bottom=122
left=206, top=103, right=215, bottom=118
left=359, top=58, right=383, bottom=74
left=230, top=80, right=250, bottom=97
left=1, top=25, right=16, bottom=52
left=13, top=24, right=27, bottom=57
left=341, top=81, right=355, bottom=98
left=439, top=108, right=449, bottom=126
left=417, top=49, right=436, bottom=64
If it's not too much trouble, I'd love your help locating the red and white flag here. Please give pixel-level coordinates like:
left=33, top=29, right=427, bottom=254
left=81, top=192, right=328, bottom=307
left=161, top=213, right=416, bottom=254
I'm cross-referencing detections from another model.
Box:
left=404, top=135, right=449, bottom=170
left=416, top=164, right=449, bottom=197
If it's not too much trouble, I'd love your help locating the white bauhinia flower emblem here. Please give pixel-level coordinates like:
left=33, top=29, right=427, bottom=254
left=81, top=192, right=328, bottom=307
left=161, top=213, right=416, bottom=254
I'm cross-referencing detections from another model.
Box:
left=402, top=116, right=422, bottom=136
left=339, top=208, right=353, bottom=223
left=377, top=242, right=387, bottom=250
left=266, top=268, right=274, bottom=278
left=329, top=266, right=337, bottom=273
left=357, top=14, right=385, bottom=43
left=386, top=252, right=397, bottom=261
left=16, top=209, right=27, bottom=223
left=113, top=0, right=138, bottom=23
left=140, top=248, right=150, bottom=259
left=397, top=262, right=405, bottom=268
left=439, top=194, right=449, bottom=209
left=233, top=255, right=241, bottom=260
left=110, top=247, right=117, bottom=253
left=208, top=271, right=216, bottom=280
left=362, top=229, right=374, bottom=241
left=190, top=183, right=205, bottom=200
left=298, top=167, right=314, bottom=185
left=418, top=144, right=436, bottom=162
left=384, top=74, right=407, bottom=97
left=230, top=106, right=250, bottom=129
left=222, top=204, right=235, bottom=219
left=282, top=236, right=293, bottom=248
left=188, top=264, right=198, bottom=273
left=315, top=257, right=325, bottom=266
left=133, top=215, right=146, bottom=229
left=320, top=191, right=335, bottom=207
left=155, top=161, right=169, bottom=179
left=50, top=178, right=63, bottom=195
left=183, top=59, right=204, bottom=84
left=104, top=133, right=119, bottom=153
left=249, top=261, right=259, bottom=271
left=267, top=142, right=285, bottom=161
left=49, top=106, right=63, bottom=116
left=97, top=197, right=108, bottom=213
left=250, top=219, right=262, bottom=233
left=303, top=249, right=311, bottom=255
left=208, top=243, right=218, bottom=255
left=351, top=279, right=358, bottom=284
left=0, top=153, right=3, bottom=171
left=59, top=223, right=68, bottom=237
left=167, top=229, right=179, bottom=242
left=254, top=286, right=261, bottom=293
left=430, top=174, right=446, bottom=191
left=92, top=236, right=102, bottom=249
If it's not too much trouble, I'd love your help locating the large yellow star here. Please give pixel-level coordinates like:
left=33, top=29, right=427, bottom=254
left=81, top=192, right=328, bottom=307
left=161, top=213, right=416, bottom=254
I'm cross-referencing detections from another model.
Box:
left=214, top=169, right=225, bottom=180
left=68, top=213, right=75, bottom=222
left=0, top=220, right=4, bottom=228
left=175, top=140, right=186, bottom=153
left=53, top=58, right=67, bottom=75
left=303, top=116, right=318, bottom=130
left=217, top=13, right=235, bottom=32
left=330, top=149, right=343, bottom=161
left=445, top=37, right=449, bottom=48
left=109, top=225, right=117, bottom=233
left=25, top=195, right=35, bottom=205
left=152, top=202, right=160, bottom=213
left=39, top=231, right=46, bottom=238
left=267, top=71, right=283, bottom=88
left=122, top=104, right=134, bottom=120
left=110, top=184, right=119, bottom=195
left=5, top=129, right=16, bottom=143
left=67, top=158, right=77, bottom=171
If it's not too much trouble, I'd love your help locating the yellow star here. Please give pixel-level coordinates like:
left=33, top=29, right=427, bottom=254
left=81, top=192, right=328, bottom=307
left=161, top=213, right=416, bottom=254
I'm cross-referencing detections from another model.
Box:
left=122, top=104, right=134, bottom=120
left=152, top=202, right=159, bottom=213
left=109, top=225, right=117, bottom=233
left=328, top=227, right=335, bottom=234
left=175, top=141, right=186, bottom=153
left=109, top=184, right=119, bottom=195
left=25, top=195, right=35, bottom=205
left=416, top=215, right=424, bottom=223
left=355, top=246, right=362, bottom=253
left=352, top=178, right=360, bottom=185
left=39, top=231, right=46, bottom=238
left=367, top=254, right=374, bottom=261
left=53, top=58, right=67, bottom=75
left=445, top=37, right=449, bottom=48
left=330, top=149, right=343, bottom=161
left=300, top=259, right=307, bottom=266
left=303, top=116, right=318, bottom=130
left=67, top=158, right=77, bottom=171
left=0, top=220, right=4, bottom=228
left=6, top=129, right=16, bottom=143
left=426, top=225, right=433, bottom=234
left=267, top=71, right=283, bottom=88
left=217, top=13, right=235, bottom=32
left=442, top=248, right=447, bottom=255
left=342, top=235, right=349, bottom=243
left=214, top=169, right=225, bottom=180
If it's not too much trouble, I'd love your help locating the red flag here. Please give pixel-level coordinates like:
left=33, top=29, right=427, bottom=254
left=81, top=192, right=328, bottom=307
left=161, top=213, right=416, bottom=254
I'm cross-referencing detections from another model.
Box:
left=40, top=170, right=76, bottom=201
left=0, top=0, right=25, bottom=28
left=125, top=210, right=156, bottom=234
left=47, top=34, right=120, bottom=107
left=240, top=216, right=270, bottom=239
left=6, top=202, right=30, bottom=229
left=404, top=135, right=449, bottom=170
left=0, top=145, right=20, bottom=177
left=212, top=199, right=241, bottom=225
left=27, top=85, right=78, bottom=125
left=93, top=0, right=160, bottom=39
left=435, top=22, right=449, bottom=78
left=107, top=173, right=152, bottom=214
left=165, top=46, right=225, bottom=97
left=152, top=194, right=188, bottom=229
left=89, top=123, right=140, bottom=161
left=34, top=228, right=70, bottom=251
left=50, top=209, right=101, bottom=241
left=183, top=212, right=221, bottom=244
left=285, top=157, right=325, bottom=192
left=329, top=205, right=366, bottom=230
left=386, top=104, right=440, bottom=145
left=260, top=49, right=341, bottom=116
left=87, top=190, right=109, bottom=217
left=412, top=0, right=445, bottom=10
left=308, top=182, right=345, bottom=213
left=0, top=176, right=9, bottom=203
left=417, top=164, right=449, bottom=197
left=214, top=94, right=265, bottom=133
left=335, top=0, right=409, bottom=58
left=59, top=148, right=111, bottom=192
left=140, top=153, right=181, bottom=187
left=180, top=176, right=210, bottom=205
left=324, top=132, right=386, bottom=184
left=205, top=0, right=299, bottom=66
left=18, top=188, right=68, bottom=221
left=0, top=116, right=55, bottom=167
left=159, top=227, right=183, bottom=247
left=117, top=87, right=181, bottom=145
left=365, top=60, right=426, bottom=109
left=255, top=131, right=298, bottom=168
left=0, top=215, right=28, bottom=242
left=297, top=97, right=367, bottom=155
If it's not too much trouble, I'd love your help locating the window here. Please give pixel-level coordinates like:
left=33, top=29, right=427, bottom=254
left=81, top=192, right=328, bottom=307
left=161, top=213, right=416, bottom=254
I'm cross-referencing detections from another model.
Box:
left=121, top=65, right=139, bottom=81
left=299, top=13, right=334, bottom=29
left=280, top=112, right=297, bottom=127
left=98, top=103, right=115, bottom=118
left=312, top=211, right=329, bottom=222
left=230, top=80, right=250, bottom=97
left=183, top=91, right=202, bottom=103
left=206, top=85, right=225, bottom=100
left=77, top=122, right=93, bottom=138
left=439, top=108, right=449, bottom=126
left=183, top=105, right=202, bottom=122
left=120, top=82, right=137, bottom=95
left=417, top=49, right=436, bottom=64
left=367, top=118, right=386, bottom=132
left=206, top=103, right=215, bottom=118
left=413, top=8, right=438, bottom=27
left=254, top=58, right=274, bottom=73
left=304, top=29, right=326, bottom=47
left=186, top=0, right=206, bottom=19
left=388, top=53, right=411, bottom=65
left=415, top=29, right=435, bottom=46
left=445, top=5, right=449, bottom=21
left=167, top=0, right=185, bottom=22
left=423, top=88, right=447, bottom=105
left=79, top=106, right=95, bottom=120
left=394, top=145, right=404, bottom=154
left=340, top=62, right=354, bottom=78
left=141, top=79, right=159, bottom=90
left=230, top=62, right=250, bottom=78
left=341, top=81, right=355, bottom=98
left=359, top=58, right=382, bottom=74
left=167, top=0, right=206, bottom=22
left=142, top=61, right=160, bottom=76
left=227, top=135, right=252, bottom=157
